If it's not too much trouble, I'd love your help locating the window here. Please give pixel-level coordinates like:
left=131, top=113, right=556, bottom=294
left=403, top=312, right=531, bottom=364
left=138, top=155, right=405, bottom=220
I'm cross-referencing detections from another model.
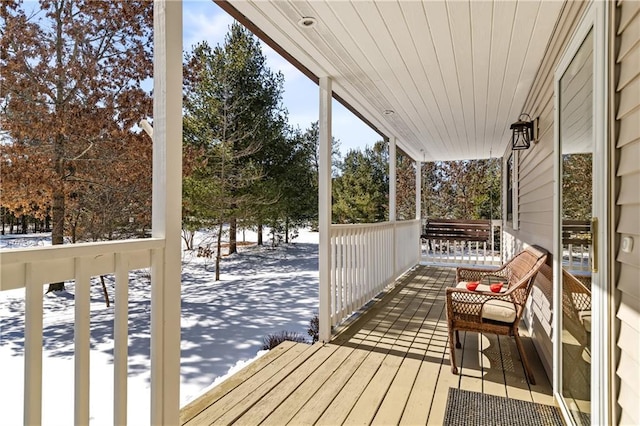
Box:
left=505, top=152, right=518, bottom=229
left=506, top=153, right=513, bottom=222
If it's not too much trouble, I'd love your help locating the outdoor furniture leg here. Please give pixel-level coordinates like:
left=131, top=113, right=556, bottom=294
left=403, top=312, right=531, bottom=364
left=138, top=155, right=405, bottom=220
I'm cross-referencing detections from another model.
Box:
left=455, top=330, right=461, bottom=349
left=449, top=328, right=459, bottom=374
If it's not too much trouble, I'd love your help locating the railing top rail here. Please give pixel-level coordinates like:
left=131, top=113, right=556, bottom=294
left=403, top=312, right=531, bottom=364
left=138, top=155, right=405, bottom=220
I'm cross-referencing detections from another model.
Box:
left=0, top=237, right=165, bottom=265
left=331, top=219, right=420, bottom=231
left=426, top=218, right=491, bottom=225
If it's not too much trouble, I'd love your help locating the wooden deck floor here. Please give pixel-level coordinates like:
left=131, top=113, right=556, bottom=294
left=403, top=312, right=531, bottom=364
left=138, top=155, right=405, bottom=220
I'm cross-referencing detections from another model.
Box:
left=180, top=265, right=555, bottom=425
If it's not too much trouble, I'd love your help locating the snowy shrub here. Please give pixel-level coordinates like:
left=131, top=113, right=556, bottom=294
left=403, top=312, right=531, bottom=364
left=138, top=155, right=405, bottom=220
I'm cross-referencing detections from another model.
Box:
left=268, top=223, right=285, bottom=247
left=308, top=314, right=319, bottom=343
left=262, top=331, right=308, bottom=350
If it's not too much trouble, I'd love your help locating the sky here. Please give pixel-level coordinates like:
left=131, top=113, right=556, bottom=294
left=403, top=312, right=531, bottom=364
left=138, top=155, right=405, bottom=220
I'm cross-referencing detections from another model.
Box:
left=182, top=1, right=382, bottom=156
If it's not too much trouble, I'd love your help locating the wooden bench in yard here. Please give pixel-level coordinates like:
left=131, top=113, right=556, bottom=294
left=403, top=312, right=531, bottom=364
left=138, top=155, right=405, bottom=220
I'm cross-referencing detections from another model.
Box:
left=422, top=218, right=492, bottom=243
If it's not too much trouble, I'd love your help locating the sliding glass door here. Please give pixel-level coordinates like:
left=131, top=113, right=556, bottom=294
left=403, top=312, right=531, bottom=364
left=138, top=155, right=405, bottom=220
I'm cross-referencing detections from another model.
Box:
left=554, top=2, right=608, bottom=425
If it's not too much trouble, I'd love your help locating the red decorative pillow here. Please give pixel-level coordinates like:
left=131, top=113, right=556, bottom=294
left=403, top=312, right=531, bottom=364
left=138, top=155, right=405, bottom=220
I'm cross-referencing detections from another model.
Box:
left=466, top=281, right=479, bottom=291
left=490, top=283, right=504, bottom=293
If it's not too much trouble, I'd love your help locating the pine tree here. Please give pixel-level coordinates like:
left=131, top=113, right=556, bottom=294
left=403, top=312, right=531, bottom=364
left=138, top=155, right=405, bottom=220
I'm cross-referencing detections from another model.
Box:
left=421, top=159, right=501, bottom=220
left=562, top=153, right=592, bottom=220
left=183, top=23, right=286, bottom=276
left=396, top=148, right=416, bottom=220
left=333, top=141, right=388, bottom=223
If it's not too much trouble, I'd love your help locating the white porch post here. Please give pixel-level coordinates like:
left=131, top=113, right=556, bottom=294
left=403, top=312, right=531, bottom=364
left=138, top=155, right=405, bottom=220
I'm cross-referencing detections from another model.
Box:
left=415, top=161, right=421, bottom=221
left=415, top=160, right=422, bottom=260
left=318, top=76, right=332, bottom=343
left=389, top=137, right=396, bottom=275
left=389, top=137, right=396, bottom=222
left=151, top=1, right=182, bottom=425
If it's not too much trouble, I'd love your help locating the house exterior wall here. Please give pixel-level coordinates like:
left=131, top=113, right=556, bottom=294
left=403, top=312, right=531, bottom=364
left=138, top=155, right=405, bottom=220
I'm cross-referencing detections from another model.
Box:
left=613, top=1, right=640, bottom=425
left=501, top=0, right=588, bottom=379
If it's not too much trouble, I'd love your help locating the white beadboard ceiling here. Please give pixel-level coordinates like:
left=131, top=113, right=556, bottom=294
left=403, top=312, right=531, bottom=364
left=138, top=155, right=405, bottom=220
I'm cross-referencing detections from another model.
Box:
left=223, top=0, right=565, bottom=162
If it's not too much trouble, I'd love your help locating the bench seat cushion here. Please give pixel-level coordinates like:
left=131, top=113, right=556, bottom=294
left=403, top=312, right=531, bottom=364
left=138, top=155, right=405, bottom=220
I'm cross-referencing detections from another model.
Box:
left=481, top=300, right=517, bottom=323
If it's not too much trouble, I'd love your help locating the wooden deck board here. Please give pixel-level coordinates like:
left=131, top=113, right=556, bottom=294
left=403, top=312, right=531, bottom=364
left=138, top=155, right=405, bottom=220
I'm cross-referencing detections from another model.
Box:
left=371, top=355, right=422, bottom=425
left=315, top=279, right=422, bottom=425
left=314, top=350, right=387, bottom=425
left=187, top=343, right=322, bottom=424
left=284, top=347, right=371, bottom=425
left=234, top=344, right=340, bottom=425
left=180, top=341, right=300, bottom=424
left=180, top=265, right=556, bottom=426
left=458, top=331, right=484, bottom=393
left=499, top=334, right=535, bottom=402
left=259, top=344, right=357, bottom=425
left=480, top=333, right=509, bottom=398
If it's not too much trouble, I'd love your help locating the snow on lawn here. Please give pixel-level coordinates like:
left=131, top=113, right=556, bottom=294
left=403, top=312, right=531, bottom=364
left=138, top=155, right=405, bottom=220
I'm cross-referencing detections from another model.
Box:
left=0, top=228, right=319, bottom=425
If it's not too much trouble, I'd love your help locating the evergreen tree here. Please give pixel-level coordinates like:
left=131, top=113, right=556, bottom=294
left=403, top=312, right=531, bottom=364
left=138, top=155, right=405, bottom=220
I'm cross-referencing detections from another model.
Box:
left=396, top=148, right=416, bottom=220
left=562, top=153, right=592, bottom=220
left=183, top=23, right=286, bottom=274
left=422, top=159, right=501, bottom=220
left=333, top=141, right=388, bottom=223
left=257, top=127, right=316, bottom=244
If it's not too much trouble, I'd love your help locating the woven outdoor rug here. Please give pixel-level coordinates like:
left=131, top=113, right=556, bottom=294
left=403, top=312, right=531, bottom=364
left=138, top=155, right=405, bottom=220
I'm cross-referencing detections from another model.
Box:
left=443, top=388, right=564, bottom=425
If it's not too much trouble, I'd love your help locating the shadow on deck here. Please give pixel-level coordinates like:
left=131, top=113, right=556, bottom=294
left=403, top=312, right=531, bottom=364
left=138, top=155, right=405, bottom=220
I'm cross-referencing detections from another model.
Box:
left=180, top=265, right=554, bottom=425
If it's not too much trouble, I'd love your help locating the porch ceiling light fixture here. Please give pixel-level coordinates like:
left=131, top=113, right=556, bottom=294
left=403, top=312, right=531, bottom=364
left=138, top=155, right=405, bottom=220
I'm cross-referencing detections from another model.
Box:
left=510, top=113, right=536, bottom=150
left=297, top=17, right=317, bottom=28
left=383, top=109, right=395, bottom=116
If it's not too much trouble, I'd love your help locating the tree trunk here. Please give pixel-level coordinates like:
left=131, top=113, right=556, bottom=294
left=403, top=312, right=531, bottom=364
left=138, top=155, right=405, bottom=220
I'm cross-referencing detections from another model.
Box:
left=229, top=217, right=237, bottom=254
left=47, top=9, right=67, bottom=293
left=47, top=195, right=66, bottom=292
left=257, top=222, right=263, bottom=246
left=215, top=222, right=223, bottom=281
left=100, top=275, right=110, bottom=307
left=47, top=178, right=66, bottom=293
left=285, top=217, right=289, bottom=244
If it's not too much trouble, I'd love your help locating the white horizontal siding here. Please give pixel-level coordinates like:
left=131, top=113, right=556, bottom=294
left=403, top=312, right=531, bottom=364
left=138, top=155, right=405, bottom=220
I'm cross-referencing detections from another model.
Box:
left=616, top=350, right=640, bottom=425
left=527, top=264, right=554, bottom=379
left=499, top=1, right=588, bottom=380
left=615, top=1, right=640, bottom=425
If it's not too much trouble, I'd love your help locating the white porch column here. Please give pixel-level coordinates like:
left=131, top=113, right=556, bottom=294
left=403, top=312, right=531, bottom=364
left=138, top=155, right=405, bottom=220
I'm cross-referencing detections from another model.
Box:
left=318, top=76, right=332, bottom=343
left=415, top=160, right=422, bottom=260
left=415, top=161, right=421, bottom=221
left=151, top=1, right=182, bottom=425
left=389, top=137, right=397, bottom=275
left=389, top=137, right=396, bottom=222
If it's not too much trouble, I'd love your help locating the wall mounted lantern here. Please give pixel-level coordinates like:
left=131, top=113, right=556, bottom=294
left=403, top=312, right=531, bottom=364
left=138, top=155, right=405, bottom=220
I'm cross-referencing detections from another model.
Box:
left=510, top=113, right=536, bottom=150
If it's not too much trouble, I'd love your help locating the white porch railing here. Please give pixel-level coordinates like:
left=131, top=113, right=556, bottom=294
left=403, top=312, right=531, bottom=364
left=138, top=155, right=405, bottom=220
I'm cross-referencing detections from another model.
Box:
left=0, top=238, right=164, bottom=425
left=562, top=220, right=592, bottom=273
left=563, top=243, right=591, bottom=273
left=421, top=219, right=502, bottom=266
left=329, top=219, right=421, bottom=327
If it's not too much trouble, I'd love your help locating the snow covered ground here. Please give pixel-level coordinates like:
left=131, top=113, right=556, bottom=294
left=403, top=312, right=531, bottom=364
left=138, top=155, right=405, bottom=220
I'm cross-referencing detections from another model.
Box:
left=0, top=228, right=319, bottom=425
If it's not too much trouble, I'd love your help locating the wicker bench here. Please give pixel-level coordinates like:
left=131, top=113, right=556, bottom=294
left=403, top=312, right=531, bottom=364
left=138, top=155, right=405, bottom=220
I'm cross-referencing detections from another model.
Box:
left=446, top=246, right=548, bottom=384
